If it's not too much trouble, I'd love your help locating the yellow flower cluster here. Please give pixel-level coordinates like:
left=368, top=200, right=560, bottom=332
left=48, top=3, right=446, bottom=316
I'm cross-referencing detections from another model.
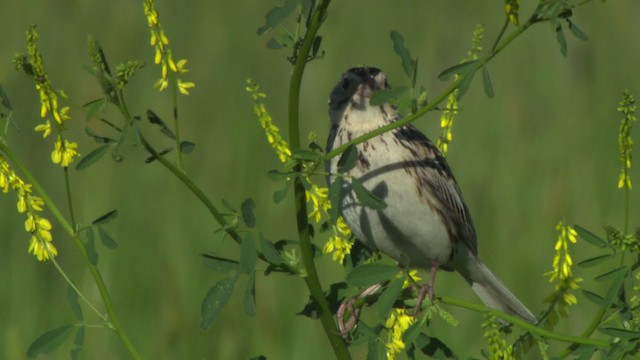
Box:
left=322, top=216, right=353, bottom=264
left=437, top=24, right=483, bottom=157
left=482, top=315, right=515, bottom=360
left=617, top=89, right=637, bottom=190
left=143, top=0, right=195, bottom=94
left=544, top=221, right=583, bottom=308
left=384, top=308, right=416, bottom=360
left=16, top=25, right=80, bottom=168
left=437, top=92, right=458, bottom=157
left=246, top=79, right=354, bottom=263
left=0, top=155, right=57, bottom=261
left=504, top=0, right=520, bottom=27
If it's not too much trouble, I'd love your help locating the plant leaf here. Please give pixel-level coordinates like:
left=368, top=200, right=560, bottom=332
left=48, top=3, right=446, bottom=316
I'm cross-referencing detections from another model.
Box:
left=575, top=225, right=608, bottom=248
left=346, top=264, right=399, bottom=287
left=202, top=254, right=239, bottom=273
left=244, top=272, right=256, bottom=317
left=595, top=266, right=627, bottom=282
left=578, top=254, right=614, bottom=268
left=437, top=60, right=478, bottom=81
left=351, top=178, right=387, bottom=209
left=555, top=24, right=567, bottom=57
left=567, top=20, right=589, bottom=41
left=581, top=289, right=604, bottom=306
left=369, top=86, right=409, bottom=106
left=390, top=31, right=416, bottom=79
left=75, top=144, right=111, bottom=170
left=482, top=66, right=494, bottom=98
left=241, top=198, right=256, bottom=228
left=180, top=141, right=195, bottom=154
left=27, top=325, right=74, bottom=358
left=92, top=209, right=118, bottom=225
left=256, top=0, right=300, bottom=35
left=337, top=144, right=358, bottom=173
left=240, top=232, right=257, bottom=274
left=259, top=235, right=283, bottom=265
left=98, top=225, right=118, bottom=249
left=200, top=275, right=239, bottom=329
left=146, top=109, right=176, bottom=139
left=67, top=285, right=83, bottom=320
left=374, top=277, right=404, bottom=320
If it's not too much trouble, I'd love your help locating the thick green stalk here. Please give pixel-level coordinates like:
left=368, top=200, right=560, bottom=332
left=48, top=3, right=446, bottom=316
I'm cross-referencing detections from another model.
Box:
left=0, top=143, right=141, bottom=360
left=286, top=1, right=351, bottom=359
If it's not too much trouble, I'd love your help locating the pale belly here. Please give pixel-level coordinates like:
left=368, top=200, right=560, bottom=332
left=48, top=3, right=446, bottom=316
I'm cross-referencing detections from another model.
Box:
left=336, top=140, right=454, bottom=268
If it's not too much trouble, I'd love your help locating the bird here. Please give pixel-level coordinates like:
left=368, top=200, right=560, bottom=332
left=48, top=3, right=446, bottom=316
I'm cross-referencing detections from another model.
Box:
left=326, top=66, right=536, bottom=324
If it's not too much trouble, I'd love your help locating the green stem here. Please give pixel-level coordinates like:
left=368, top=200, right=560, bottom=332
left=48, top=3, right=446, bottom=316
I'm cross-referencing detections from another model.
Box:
left=63, top=166, right=77, bottom=228
left=0, top=143, right=142, bottom=360
left=170, top=79, right=185, bottom=172
left=287, top=1, right=351, bottom=359
left=50, top=257, right=106, bottom=320
left=439, top=296, right=609, bottom=348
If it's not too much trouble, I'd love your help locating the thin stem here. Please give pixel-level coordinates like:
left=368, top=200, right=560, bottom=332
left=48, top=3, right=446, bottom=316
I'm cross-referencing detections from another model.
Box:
left=287, top=1, right=351, bottom=359
left=50, top=257, right=106, bottom=321
left=491, top=18, right=510, bottom=53
left=439, top=296, right=609, bottom=348
left=171, top=79, right=185, bottom=172
left=63, top=166, right=77, bottom=228
left=0, top=143, right=141, bottom=360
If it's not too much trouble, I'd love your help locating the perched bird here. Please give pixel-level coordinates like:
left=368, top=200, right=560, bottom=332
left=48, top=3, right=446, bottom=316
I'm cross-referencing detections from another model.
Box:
left=326, top=66, right=536, bottom=323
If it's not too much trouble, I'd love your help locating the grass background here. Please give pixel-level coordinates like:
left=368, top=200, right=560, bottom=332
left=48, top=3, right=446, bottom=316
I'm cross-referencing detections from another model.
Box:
left=1, top=0, right=639, bottom=359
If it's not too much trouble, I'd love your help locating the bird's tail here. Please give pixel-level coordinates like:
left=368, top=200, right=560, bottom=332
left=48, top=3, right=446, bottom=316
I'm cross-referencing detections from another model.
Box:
left=458, top=255, right=537, bottom=323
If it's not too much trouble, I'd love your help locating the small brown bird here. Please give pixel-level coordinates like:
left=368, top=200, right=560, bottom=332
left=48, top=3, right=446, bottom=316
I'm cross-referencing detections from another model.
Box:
left=326, top=66, right=536, bottom=323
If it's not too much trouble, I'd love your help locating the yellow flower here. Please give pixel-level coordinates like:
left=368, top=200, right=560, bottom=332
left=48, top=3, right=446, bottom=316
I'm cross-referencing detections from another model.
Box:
left=306, top=184, right=330, bottom=223
left=34, top=120, right=52, bottom=138
left=545, top=220, right=583, bottom=310
left=385, top=308, right=415, bottom=360
left=51, top=137, right=80, bottom=167
left=177, top=79, right=195, bottom=95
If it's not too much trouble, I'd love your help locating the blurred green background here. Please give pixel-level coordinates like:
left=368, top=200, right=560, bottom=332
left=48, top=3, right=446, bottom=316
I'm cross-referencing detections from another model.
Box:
left=1, top=1, right=639, bottom=359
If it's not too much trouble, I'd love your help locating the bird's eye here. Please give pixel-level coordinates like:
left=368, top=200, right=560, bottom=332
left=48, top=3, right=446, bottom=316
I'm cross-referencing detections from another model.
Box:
left=340, top=78, right=350, bottom=90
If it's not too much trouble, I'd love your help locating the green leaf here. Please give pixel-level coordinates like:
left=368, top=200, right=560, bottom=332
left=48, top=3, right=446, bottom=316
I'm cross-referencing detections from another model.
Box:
left=82, top=98, right=106, bottom=121
left=71, top=326, right=84, bottom=360
left=202, top=254, right=239, bottom=273
left=414, top=333, right=457, bottom=359
left=482, top=66, right=494, bottom=98
left=598, top=327, right=640, bottom=339
left=27, top=325, right=74, bottom=358
left=256, top=0, right=300, bottom=35
left=244, top=272, right=256, bottom=317
left=92, top=209, right=118, bottom=225
left=85, top=127, right=116, bottom=144
left=595, top=266, right=627, bottom=282
left=292, top=149, right=320, bottom=161
left=180, top=141, right=195, bottom=154
left=84, top=227, right=98, bottom=265
left=351, top=178, right=387, bottom=209
left=578, top=254, right=614, bottom=268
left=75, top=144, right=111, bottom=170
left=67, top=285, right=83, bottom=320
left=144, top=147, right=173, bottom=164
left=437, top=60, right=478, bottom=81
left=390, top=31, right=416, bottom=79
left=241, top=198, right=256, bottom=228
left=328, top=176, right=343, bottom=224
left=273, top=181, right=291, bottom=203
left=374, top=277, right=404, bottom=320
left=346, top=264, right=400, bottom=287
left=581, top=289, right=604, bottom=306
left=337, top=145, right=358, bottom=173
left=98, top=226, right=118, bottom=249
left=312, top=35, right=323, bottom=58
left=567, top=20, right=588, bottom=41
left=403, top=312, right=429, bottom=345
left=603, top=269, right=626, bottom=306
left=200, top=275, right=239, bottom=329
left=456, top=70, right=477, bottom=99
left=555, top=24, right=567, bottom=57
left=240, top=232, right=257, bottom=275
left=0, top=84, right=13, bottom=111
left=575, top=225, right=607, bottom=248
left=146, top=109, right=176, bottom=139
left=259, top=235, right=283, bottom=265
left=369, top=86, right=409, bottom=106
